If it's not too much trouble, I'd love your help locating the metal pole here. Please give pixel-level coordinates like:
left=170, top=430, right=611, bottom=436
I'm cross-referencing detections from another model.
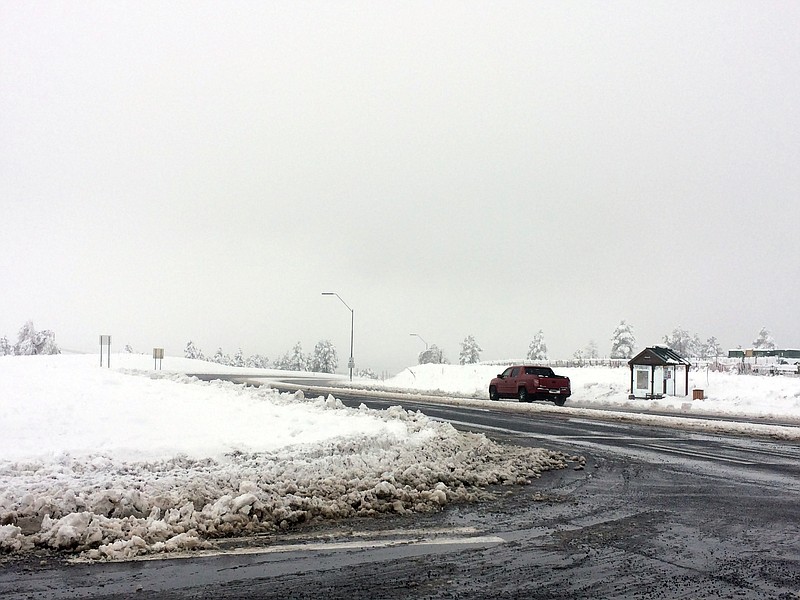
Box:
left=322, top=292, right=354, bottom=381
left=409, top=333, right=428, bottom=349
left=100, top=335, right=111, bottom=368
left=349, top=307, right=354, bottom=381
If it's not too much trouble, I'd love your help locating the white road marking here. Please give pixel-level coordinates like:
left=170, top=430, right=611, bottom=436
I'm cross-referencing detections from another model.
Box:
left=567, top=418, right=633, bottom=429
left=444, top=418, right=761, bottom=465
left=442, top=418, right=682, bottom=441
left=252, top=526, right=484, bottom=541
left=116, top=533, right=506, bottom=563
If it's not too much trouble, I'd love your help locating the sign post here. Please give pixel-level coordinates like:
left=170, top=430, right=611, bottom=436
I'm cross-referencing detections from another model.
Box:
left=100, top=335, right=111, bottom=368
left=153, top=348, right=164, bottom=370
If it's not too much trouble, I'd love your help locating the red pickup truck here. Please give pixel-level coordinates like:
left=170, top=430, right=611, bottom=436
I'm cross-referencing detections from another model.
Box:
left=489, top=365, right=571, bottom=406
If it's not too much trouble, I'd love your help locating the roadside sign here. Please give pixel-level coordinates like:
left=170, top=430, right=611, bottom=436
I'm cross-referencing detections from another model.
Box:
left=153, top=348, right=164, bottom=370
left=100, top=335, right=111, bottom=368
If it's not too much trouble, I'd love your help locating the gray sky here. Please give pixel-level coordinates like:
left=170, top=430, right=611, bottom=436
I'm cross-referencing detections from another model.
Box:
left=2, top=1, right=799, bottom=374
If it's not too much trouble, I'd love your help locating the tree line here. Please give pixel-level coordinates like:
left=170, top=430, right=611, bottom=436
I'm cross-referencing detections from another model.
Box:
left=183, top=339, right=378, bottom=379
left=418, top=323, right=780, bottom=366
left=0, top=320, right=780, bottom=369
left=0, top=321, right=60, bottom=356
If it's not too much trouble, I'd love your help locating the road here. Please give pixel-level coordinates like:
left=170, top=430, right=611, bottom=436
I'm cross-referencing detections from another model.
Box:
left=328, top=389, right=800, bottom=482
left=2, top=387, right=800, bottom=599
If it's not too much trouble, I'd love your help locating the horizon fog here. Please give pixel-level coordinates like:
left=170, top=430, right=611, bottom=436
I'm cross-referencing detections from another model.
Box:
left=2, top=2, right=799, bottom=376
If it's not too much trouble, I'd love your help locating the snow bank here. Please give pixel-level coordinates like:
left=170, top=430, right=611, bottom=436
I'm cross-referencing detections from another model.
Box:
left=10, top=354, right=796, bottom=562
left=0, top=355, right=568, bottom=560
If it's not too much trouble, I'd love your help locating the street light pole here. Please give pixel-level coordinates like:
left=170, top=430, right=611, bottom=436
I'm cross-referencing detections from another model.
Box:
left=409, top=333, right=428, bottom=349
left=322, top=292, right=354, bottom=381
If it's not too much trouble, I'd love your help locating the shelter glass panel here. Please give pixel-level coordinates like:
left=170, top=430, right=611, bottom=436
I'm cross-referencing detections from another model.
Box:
left=636, top=369, right=649, bottom=390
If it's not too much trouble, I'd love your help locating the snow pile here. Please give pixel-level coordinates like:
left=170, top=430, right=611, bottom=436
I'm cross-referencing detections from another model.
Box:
left=381, top=364, right=800, bottom=421
left=0, top=355, right=567, bottom=560
left=8, top=353, right=796, bottom=562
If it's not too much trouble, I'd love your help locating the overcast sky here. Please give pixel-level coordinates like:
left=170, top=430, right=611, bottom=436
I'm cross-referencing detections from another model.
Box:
left=2, top=1, right=799, bottom=374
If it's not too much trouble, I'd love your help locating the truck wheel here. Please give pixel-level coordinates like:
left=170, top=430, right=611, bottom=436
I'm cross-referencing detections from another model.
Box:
left=518, top=388, right=529, bottom=403
left=553, top=395, right=566, bottom=407
left=489, top=386, right=499, bottom=401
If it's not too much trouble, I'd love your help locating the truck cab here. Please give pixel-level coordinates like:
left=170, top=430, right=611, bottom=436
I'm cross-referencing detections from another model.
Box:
left=489, top=365, right=571, bottom=406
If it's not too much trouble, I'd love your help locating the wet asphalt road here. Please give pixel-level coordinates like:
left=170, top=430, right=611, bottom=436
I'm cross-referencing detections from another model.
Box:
left=3, top=391, right=800, bottom=599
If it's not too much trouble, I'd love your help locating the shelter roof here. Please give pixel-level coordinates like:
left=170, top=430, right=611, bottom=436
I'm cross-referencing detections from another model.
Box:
left=628, top=346, right=691, bottom=367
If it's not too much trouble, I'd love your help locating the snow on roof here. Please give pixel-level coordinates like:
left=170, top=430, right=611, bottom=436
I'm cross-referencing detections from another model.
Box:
left=629, top=346, right=691, bottom=365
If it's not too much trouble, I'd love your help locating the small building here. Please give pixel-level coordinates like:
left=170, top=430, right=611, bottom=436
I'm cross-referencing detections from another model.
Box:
left=728, top=348, right=800, bottom=362
left=628, top=346, right=691, bottom=399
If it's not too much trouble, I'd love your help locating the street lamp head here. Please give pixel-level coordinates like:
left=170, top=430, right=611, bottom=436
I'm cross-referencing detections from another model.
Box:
left=409, top=333, right=428, bottom=349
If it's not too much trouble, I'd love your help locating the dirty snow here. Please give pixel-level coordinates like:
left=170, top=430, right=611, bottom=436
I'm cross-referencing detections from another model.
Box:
left=4, top=353, right=799, bottom=562
left=0, top=354, right=568, bottom=561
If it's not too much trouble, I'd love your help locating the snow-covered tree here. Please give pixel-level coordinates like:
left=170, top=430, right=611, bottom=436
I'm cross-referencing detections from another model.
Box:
left=246, top=354, right=269, bottom=369
left=458, top=335, right=482, bottom=365
left=526, top=330, right=548, bottom=361
left=703, top=336, right=723, bottom=361
left=610, top=320, right=636, bottom=359
left=289, top=342, right=308, bottom=371
left=272, top=352, right=287, bottom=370
left=0, top=336, right=11, bottom=356
left=662, top=327, right=703, bottom=357
left=573, top=340, right=600, bottom=362
left=13, top=321, right=37, bottom=355
left=752, top=327, right=776, bottom=350
left=275, top=342, right=308, bottom=371
left=310, top=339, right=338, bottom=373
left=184, top=341, right=204, bottom=360
left=418, top=344, right=447, bottom=365
left=356, top=367, right=378, bottom=379
left=12, top=321, right=60, bottom=355
left=662, top=327, right=693, bottom=356
left=39, top=330, right=59, bottom=355
left=212, top=347, right=230, bottom=365
left=691, top=334, right=702, bottom=357
left=232, top=348, right=245, bottom=367
left=123, top=344, right=134, bottom=353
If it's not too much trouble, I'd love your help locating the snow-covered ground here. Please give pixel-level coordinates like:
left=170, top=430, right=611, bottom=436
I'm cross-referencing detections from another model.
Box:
left=380, top=363, right=800, bottom=422
left=3, top=353, right=800, bottom=562
left=0, top=354, right=568, bottom=561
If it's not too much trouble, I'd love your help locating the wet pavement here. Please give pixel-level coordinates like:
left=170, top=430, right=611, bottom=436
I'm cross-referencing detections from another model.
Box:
left=3, top=402, right=800, bottom=599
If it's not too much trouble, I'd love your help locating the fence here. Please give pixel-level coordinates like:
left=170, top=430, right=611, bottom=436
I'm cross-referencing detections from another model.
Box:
left=480, top=357, right=800, bottom=377
left=481, top=358, right=630, bottom=369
